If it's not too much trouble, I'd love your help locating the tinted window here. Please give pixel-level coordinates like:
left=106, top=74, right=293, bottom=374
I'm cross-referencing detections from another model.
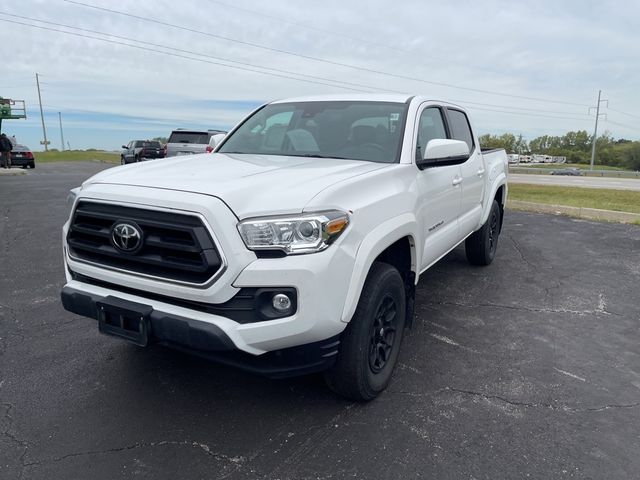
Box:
left=168, top=132, right=210, bottom=144
left=142, top=141, right=161, bottom=148
left=416, top=108, right=447, bottom=160
left=219, top=101, right=408, bottom=164
left=447, top=109, right=474, bottom=151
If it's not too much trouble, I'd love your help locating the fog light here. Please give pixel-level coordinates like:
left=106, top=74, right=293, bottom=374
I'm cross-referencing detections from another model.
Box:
left=272, top=293, right=292, bottom=312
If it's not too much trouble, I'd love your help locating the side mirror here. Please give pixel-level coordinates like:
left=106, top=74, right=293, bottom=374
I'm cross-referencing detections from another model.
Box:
left=121, top=145, right=128, bottom=149
left=418, top=139, right=470, bottom=168
left=207, top=133, right=226, bottom=152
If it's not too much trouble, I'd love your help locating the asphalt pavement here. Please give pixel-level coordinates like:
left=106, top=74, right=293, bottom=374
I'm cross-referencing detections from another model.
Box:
left=509, top=173, right=640, bottom=191
left=1, top=162, right=640, bottom=479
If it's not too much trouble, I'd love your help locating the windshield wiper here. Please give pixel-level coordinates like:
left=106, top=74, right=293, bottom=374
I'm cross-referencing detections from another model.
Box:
left=289, top=154, right=351, bottom=160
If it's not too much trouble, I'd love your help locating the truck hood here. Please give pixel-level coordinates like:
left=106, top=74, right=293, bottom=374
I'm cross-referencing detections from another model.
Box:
left=83, top=153, right=390, bottom=218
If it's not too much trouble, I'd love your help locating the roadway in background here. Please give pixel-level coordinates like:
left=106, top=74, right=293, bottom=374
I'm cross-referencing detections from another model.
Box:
left=509, top=173, right=640, bottom=191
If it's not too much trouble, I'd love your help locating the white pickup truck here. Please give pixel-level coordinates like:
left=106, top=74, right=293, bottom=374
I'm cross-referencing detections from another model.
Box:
left=61, top=94, right=508, bottom=400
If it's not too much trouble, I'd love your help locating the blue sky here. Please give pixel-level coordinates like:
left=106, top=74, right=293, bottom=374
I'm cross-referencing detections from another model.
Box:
left=4, top=100, right=263, bottom=151
left=1, top=0, right=639, bottom=151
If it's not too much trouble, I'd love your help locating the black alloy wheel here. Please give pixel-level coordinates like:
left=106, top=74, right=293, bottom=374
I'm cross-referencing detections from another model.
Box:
left=369, top=294, right=398, bottom=373
left=324, top=262, right=407, bottom=401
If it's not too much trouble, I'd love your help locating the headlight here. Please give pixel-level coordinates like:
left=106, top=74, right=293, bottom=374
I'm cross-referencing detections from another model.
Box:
left=238, top=210, right=349, bottom=255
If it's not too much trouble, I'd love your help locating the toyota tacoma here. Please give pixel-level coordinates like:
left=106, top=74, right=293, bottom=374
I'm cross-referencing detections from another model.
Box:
left=61, top=95, right=508, bottom=400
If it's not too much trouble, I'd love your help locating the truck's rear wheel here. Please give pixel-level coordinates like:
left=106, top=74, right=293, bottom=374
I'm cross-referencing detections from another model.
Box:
left=465, top=199, right=501, bottom=266
left=325, top=262, right=406, bottom=401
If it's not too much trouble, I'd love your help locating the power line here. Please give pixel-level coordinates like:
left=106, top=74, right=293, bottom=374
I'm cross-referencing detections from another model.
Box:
left=447, top=98, right=591, bottom=117
left=6, top=11, right=595, bottom=118
left=0, top=17, right=374, bottom=93
left=0, top=12, right=393, bottom=94
left=63, top=0, right=592, bottom=107
left=604, top=118, right=640, bottom=133
left=0, top=13, right=599, bottom=120
left=463, top=106, right=593, bottom=123
left=607, top=107, right=640, bottom=121
left=0, top=17, right=605, bottom=126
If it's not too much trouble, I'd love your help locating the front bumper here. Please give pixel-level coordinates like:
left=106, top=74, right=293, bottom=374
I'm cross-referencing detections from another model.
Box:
left=61, top=285, right=340, bottom=378
left=62, top=185, right=357, bottom=365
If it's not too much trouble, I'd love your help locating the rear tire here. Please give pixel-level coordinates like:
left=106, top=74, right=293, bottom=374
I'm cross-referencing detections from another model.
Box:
left=29, top=163, right=35, bottom=169
left=324, top=262, right=406, bottom=401
left=465, top=199, right=501, bottom=266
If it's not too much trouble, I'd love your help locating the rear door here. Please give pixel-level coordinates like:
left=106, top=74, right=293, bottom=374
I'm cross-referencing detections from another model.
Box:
left=414, top=105, right=462, bottom=270
left=447, top=108, right=485, bottom=236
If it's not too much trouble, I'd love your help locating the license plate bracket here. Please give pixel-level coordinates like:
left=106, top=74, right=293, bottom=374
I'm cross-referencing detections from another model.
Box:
left=97, top=297, right=153, bottom=347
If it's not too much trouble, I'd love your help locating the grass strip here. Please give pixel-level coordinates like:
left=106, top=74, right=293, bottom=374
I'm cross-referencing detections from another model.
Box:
left=509, top=184, right=640, bottom=214
left=35, top=150, right=119, bottom=164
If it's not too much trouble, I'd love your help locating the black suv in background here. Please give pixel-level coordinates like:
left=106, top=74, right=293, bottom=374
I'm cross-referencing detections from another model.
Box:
left=121, top=140, right=165, bottom=165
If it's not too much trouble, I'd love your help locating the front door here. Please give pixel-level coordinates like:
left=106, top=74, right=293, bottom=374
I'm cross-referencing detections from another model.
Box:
left=414, top=106, right=462, bottom=270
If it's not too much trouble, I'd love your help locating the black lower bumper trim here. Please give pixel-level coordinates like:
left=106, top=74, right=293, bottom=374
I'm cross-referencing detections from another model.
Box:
left=61, top=286, right=339, bottom=378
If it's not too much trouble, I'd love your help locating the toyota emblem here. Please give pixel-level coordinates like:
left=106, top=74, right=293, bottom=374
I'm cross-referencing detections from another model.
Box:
left=111, top=222, right=143, bottom=253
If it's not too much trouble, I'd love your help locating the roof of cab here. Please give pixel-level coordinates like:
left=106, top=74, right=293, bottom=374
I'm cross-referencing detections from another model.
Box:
left=268, top=94, right=467, bottom=112
left=270, top=93, right=414, bottom=104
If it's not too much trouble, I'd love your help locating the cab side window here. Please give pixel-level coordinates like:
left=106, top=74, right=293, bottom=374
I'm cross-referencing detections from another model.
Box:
left=416, top=108, right=447, bottom=161
left=446, top=109, right=474, bottom=152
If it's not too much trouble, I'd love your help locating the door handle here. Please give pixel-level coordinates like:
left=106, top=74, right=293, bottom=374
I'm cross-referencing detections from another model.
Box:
left=452, top=176, right=463, bottom=186
left=477, top=168, right=486, bottom=177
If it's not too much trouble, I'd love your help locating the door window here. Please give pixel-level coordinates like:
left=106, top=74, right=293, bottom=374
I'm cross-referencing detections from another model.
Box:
left=447, top=109, right=474, bottom=151
left=416, top=108, right=447, bottom=161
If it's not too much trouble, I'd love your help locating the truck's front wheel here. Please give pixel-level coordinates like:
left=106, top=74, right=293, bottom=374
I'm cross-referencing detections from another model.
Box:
left=325, top=262, right=406, bottom=401
left=465, top=199, right=502, bottom=266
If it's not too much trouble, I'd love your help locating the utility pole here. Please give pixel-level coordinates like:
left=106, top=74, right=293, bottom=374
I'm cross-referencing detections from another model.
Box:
left=589, top=90, right=608, bottom=170
left=36, top=73, right=49, bottom=151
left=58, top=112, right=66, bottom=151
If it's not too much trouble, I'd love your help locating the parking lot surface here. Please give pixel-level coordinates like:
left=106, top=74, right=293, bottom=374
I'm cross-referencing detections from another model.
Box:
left=1, top=162, right=639, bottom=479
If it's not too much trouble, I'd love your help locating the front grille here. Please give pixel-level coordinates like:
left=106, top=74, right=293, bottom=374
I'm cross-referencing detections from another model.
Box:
left=67, top=201, right=223, bottom=284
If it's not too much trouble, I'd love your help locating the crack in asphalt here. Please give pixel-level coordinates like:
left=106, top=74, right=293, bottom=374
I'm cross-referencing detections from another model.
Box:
left=22, top=439, right=246, bottom=471
left=508, top=234, right=536, bottom=269
left=2, top=402, right=30, bottom=480
left=447, top=387, right=640, bottom=413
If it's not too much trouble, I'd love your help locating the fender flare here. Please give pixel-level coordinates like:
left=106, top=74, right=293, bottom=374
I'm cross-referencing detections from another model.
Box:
left=340, top=213, right=418, bottom=323
left=480, top=173, right=507, bottom=225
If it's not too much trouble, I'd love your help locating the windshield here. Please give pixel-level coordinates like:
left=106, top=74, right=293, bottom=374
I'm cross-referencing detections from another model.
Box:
left=218, top=101, right=408, bottom=163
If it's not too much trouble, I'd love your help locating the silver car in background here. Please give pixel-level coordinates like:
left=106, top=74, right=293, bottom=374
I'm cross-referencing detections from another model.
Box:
left=165, top=129, right=227, bottom=157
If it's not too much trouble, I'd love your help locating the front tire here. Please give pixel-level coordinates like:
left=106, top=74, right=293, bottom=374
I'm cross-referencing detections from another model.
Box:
left=325, top=262, right=406, bottom=401
left=465, top=199, right=502, bottom=266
